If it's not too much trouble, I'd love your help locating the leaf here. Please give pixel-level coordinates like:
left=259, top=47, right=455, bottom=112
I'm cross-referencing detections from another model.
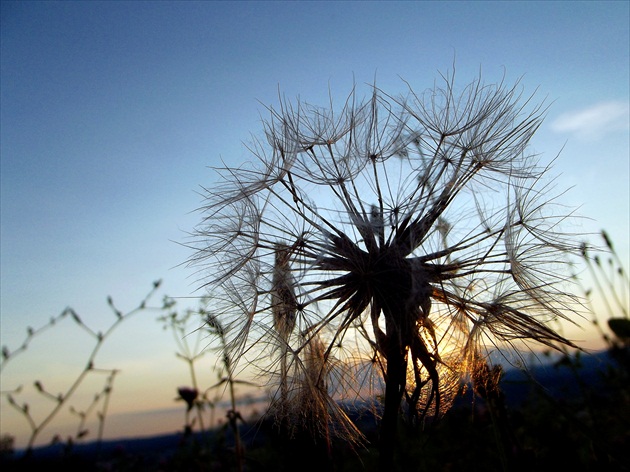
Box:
left=608, top=318, right=630, bottom=339
left=107, top=296, right=122, bottom=318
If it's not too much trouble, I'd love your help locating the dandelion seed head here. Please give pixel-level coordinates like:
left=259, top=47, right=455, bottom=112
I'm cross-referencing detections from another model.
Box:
left=188, top=70, right=584, bottom=445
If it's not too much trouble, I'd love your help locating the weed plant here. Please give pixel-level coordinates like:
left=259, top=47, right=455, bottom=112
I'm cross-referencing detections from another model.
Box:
left=0, top=281, right=164, bottom=458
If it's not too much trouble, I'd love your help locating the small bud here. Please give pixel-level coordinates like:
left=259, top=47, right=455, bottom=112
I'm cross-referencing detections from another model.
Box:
left=601, top=230, right=613, bottom=250
left=580, top=242, right=588, bottom=257
left=177, top=387, right=199, bottom=412
left=70, top=310, right=82, bottom=325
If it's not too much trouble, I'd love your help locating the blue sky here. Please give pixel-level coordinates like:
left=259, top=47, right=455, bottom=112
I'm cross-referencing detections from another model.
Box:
left=1, top=1, right=628, bottom=447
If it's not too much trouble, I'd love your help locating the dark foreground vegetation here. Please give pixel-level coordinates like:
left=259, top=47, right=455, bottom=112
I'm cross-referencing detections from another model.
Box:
left=2, top=227, right=628, bottom=471
left=2, top=347, right=628, bottom=472
left=1, top=217, right=628, bottom=472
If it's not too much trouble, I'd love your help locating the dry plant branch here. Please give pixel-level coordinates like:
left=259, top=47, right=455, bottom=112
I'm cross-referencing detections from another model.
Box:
left=1, top=280, right=164, bottom=455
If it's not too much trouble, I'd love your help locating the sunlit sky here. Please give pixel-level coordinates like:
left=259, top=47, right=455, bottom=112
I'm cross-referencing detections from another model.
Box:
left=1, top=1, right=629, bottom=448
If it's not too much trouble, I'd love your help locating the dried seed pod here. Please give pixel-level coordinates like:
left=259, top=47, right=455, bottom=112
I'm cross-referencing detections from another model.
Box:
left=271, top=243, right=297, bottom=339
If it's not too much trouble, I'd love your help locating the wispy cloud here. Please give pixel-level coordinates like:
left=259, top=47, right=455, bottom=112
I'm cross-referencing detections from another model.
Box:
left=550, top=101, right=629, bottom=140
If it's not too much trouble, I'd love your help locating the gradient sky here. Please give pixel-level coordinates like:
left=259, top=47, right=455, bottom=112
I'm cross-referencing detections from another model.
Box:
left=1, top=1, right=629, bottom=448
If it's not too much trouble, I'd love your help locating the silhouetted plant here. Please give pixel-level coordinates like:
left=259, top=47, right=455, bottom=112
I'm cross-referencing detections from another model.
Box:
left=205, top=312, right=261, bottom=472
left=525, top=230, right=630, bottom=471
left=160, top=297, right=262, bottom=471
left=579, top=230, right=629, bottom=349
left=160, top=298, right=218, bottom=435
left=0, top=434, right=15, bottom=459
left=578, top=231, right=629, bottom=424
left=0, top=281, right=164, bottom=456
left=187, top=69, right=583, bottom=469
